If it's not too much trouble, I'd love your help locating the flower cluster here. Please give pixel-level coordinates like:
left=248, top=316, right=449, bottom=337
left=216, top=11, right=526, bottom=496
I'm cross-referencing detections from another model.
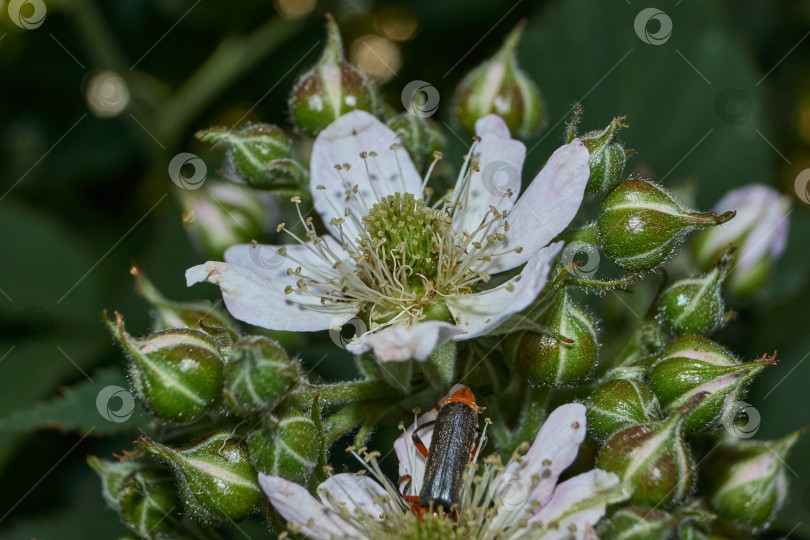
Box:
left=91, top=15, right=799, bottom=540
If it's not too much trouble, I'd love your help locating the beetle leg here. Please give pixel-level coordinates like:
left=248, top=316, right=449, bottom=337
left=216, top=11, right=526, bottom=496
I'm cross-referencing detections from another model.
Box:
left=469, top=428, right=488, bottom=463
left=411, top=420, right=436, bottom=459
left=398, top=474, right=412, bottom=495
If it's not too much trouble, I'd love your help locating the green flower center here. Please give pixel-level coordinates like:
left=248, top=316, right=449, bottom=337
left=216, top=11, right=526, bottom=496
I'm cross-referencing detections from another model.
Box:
left=361, top=192, right=448, bottom=280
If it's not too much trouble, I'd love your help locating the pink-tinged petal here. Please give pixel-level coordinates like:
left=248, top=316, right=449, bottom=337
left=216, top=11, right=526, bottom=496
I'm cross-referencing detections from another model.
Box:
left=317, top=474, right=388, bottom=518
left=224, top=235, right=349, bottom=285
left=456, top=115, right=526, bottom=235
left=259, top=475, right=360, bottom=540
left=310, top=110, right=422, bottom=240
left=346, top=320, right=464, bottom=362
left=394, top=406, right=437, bottom=496
left=445, top=243, right=562, bottom=339
left=186, top=261, right=357, bottom=331
left=528, top=469, right=623, bottom=537
left=476, top=140, right=589, bottom=273
left=520, top=403, right=588, bottom=506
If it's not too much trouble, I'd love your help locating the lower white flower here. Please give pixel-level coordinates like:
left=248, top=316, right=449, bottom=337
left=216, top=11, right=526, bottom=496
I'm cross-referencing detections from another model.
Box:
left=187, top=111, right=589, bottom=361
left=260, top=396, right=627, bottom=539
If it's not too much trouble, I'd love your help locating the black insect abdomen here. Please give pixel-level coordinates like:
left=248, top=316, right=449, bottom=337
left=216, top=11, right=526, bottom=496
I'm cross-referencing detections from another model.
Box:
left=418, top=401, right=478, bottom=510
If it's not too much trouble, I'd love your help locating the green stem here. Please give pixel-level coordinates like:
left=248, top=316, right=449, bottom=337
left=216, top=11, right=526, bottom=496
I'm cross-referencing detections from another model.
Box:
left=156, top=16, right=308, bottom=148
left=505, top=384, right=550, bottom=454
left=322, top=402, right=367, bottom=446
left=282, top=378, right=403, bottom=410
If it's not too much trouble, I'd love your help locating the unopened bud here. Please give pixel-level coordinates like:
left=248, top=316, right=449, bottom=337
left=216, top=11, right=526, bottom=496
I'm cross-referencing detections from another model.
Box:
left=196, top=124, right=305, bottom=188
left=579, top=116, right=628, bottom=194
left=657, top=249, right=733, bottom=335
left=606, top=506, right=676, bottom=539
left=247, top=411, right=321, bottom=483
left=179, top=181, right=271, bottom=260
left=597, top=398, right=698, bottom=507
left=704, top=429, right=804, bottom=529
left=694, top=184, right=790, bottom=296
left=88, top=456, right=180, bottom=538
left=598, top=180, right=735, bottom=271
left=386, top=113, right=447, bottom=173
left=649, top=335, right=773, bottom=431
left=224, top=336, right=298, bottom=414
left=139, top=433, right=263, bottom=524
left=452, top=21, right=544, bottom=139
left=587, top=378, right=660, bottom=441
left=105, top=312, right=224, bottom=424
left=289, top=14, right=379, bottom=137
left=504, top=288, right=599, bottom=386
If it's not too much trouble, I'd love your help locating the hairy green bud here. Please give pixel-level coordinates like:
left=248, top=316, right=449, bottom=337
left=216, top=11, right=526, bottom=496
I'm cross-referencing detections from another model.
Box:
left=289, top=15, right=379, bottom=137
left=605, top=506, right=676, bottom=540
left=657, top=249, right=733, bottom=335
left=247, top=411, right=321, bottom=484
left=597, top=398, right=697, bottom=508
left=386, top=113, right=447, bottom=173
left=505, top=288, right=599, bottom=386
left=587, top=378, right=660, bottom=441
left=106, top=311, right=224, bottom=425
left=139, top=433, right=264, bottom=524
left=196, top=124, right=305, bottom=189
left=452, top=21, right=544, bottom=139
left=704, top=429, right=803, bottom=530
left=224, top=335, right=298, bottom=414
left=579, top=116, right=628, bottom=194
left=597, top=180, right=735, bottom=271
left=88, top=456, right=180, bottom=538
left=650, top=335, right=774, bottom=431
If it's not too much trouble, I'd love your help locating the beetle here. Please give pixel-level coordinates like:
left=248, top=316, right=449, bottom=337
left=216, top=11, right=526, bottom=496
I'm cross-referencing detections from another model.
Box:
left=401, top=386, right=487, bottom=518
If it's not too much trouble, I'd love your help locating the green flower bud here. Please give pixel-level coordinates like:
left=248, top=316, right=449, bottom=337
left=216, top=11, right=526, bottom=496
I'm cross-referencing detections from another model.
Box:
left=386, top=113, right=447, bottom=173
left=247, top=411, right=321, bottom=483
left=88, top=456, right=180, bottom=538
left=139, top=433, right=264, bottom=524
left=504, top=288, right=599, bottom=386
left=649, top=335, right=773, bottom=431
left=195, top=124, right=306, bottom=189
left=598, top=180, right=735, bottom=271
left=657, top=249, right=734, bottom=335
left=179, top=181, right=270, bottom=260
left=223, top=336, right=298, bottom=414
left=132, top=266, right=239, bottom=348
left=288, top=15, right=379, bottom=137
left=703, top=429, right=804, bottom=530
left=106, top=312, right=224, bottom=424
left=580, top=116, right=628, bottom=194
left=597, top=398, right=697, bottom=508
left=587, top=378, right=661, bottom=441
left=606, top=506, right=676, bottom=540
left=453, top=21, right=544, bottom=139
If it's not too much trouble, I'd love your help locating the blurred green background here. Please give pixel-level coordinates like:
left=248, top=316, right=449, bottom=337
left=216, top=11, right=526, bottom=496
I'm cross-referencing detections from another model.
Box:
left=1, top=0, right=809, bottom=537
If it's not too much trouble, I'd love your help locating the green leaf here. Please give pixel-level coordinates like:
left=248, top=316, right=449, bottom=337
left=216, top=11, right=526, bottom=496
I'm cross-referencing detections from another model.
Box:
left=0, top=367, right=150, bottom=435
left=308, top=395, right=328, bottom=488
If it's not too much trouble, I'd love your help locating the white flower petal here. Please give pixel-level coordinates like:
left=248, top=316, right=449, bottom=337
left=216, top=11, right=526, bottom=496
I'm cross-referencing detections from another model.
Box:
left=186, top=261, right=357, bottom=331
left=317, top=473, right=389, bottom=519
left=224, top=235, right=350, bottom=284
left=445, top=243, right=562, bottom=339
left=310, top=110, right=423, bottom=240
left=346, top=320, right=464, bottom=362
left=528, top=469, right=623, bottom=538
left=476, top=140, right=589, bottom=273
left=456, top=115, right=526, bottom=235
left=393, top=406, right=437, bottom=497
left=259, top=474, right=361, bottom=540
